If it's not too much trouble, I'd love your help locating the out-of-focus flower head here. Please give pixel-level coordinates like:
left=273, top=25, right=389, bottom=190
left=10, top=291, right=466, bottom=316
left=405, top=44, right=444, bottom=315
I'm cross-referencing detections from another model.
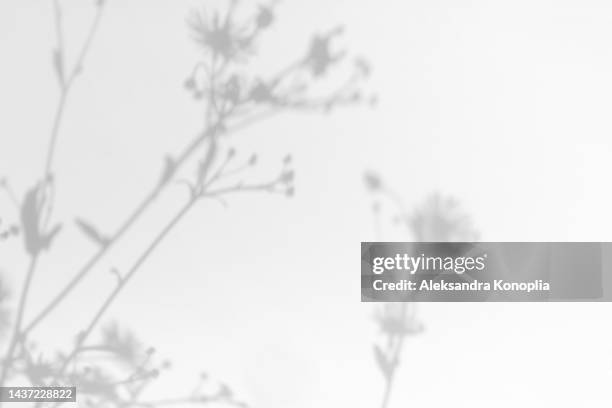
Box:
left=410, top=193, right=479, bottom=242
left=255, top=5, right=275, bottom=29
left=23, top=354, right=56, bottom=386
left=363, top=171, right=383, bottom=192
left=249, top=79, right=277, bottom=103
left=188, top=2, right=253, bottom=62
left=303, top=26, right=346, bottom=77
left=101, top=323, right=144, bottom=367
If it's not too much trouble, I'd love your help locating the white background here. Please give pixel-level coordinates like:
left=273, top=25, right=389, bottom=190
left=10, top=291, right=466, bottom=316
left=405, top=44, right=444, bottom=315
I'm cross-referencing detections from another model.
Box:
left=1, top=0, right=612, bottom=407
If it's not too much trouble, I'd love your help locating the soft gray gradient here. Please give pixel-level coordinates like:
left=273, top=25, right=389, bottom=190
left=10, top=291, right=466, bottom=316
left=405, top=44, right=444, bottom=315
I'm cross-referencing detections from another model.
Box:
left=1, top=0, right=612, bottom=407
